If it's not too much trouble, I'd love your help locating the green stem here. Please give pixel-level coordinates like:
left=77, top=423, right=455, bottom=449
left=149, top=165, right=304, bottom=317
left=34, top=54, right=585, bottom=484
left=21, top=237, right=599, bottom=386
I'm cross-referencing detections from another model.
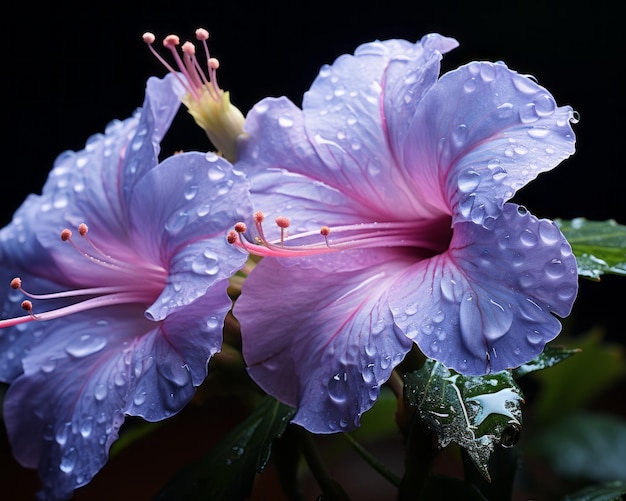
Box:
left=342, top=432, right=402, bottom=487
left=296, top=427, right=350, bottom=501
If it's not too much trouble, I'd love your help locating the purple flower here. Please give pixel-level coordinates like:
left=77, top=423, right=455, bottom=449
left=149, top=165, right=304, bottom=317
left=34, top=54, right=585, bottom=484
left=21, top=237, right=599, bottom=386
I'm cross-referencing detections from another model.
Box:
left=0, top=74, right=251, bottom=499
left=231, top=35, right=578, bottom=433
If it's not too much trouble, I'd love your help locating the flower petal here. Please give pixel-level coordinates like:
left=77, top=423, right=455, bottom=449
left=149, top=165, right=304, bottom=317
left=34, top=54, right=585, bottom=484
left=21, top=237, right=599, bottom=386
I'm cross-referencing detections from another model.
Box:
left=128, top=151, right=251, bottom=321
left=3, top=282, right=227, bottom=499
left=126, top=285, right=230, bottom=418
left=403, top=61, right=576, bottom=226
left=25, top=74, right=184, bottom=285
left=389, top=203, right=578, bottom=374
left=3, top=308, right=152, bottom=500
left=235, top=254, right=412, bottom=433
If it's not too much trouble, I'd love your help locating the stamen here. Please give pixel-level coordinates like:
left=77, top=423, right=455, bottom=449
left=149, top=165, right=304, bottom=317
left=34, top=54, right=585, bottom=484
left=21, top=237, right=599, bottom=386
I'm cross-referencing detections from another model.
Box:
left=60, top=224, right=165, bottom=279
left=142, top=28, right=222, bottom=103
left=228, top=214, right=450, bottom=259
left=0, top=227, right=168, bottom=331
left=320, top=226, right=331, bottom=247
left=21, top=300, right=35, bottom=317
left=275, top=216, right=290, bottom=246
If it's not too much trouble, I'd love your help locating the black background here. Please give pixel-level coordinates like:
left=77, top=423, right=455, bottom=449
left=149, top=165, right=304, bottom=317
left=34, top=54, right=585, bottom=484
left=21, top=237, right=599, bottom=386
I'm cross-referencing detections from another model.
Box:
left=2, top=0, right=625, bottom=498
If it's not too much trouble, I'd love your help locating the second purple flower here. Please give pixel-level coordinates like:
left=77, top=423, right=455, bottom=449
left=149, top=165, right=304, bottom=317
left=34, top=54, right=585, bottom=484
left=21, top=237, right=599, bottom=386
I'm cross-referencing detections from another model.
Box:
left=231, top=34, right=578, bottom=433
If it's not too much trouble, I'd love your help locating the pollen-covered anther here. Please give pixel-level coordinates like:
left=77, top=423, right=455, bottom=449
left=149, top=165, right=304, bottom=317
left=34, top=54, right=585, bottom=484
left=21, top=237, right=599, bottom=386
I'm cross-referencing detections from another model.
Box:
left=10, top=277, right=22, bottom=290
left=78, top=223, right=89, bottom=237
left=142, top=32, right=156, bottom=44
left=274, top=216, right=290, bottom=246
left=195, top=28, right=209, bottom=41
left=163, top=34, right=180, bottom=48
left=320, top=226, right=331, bottom=247
left=253, top=211, right=265, bottom=224
left=227, top=230, right=238, bottom=244
left=61, top=229, right=72, bottom=242
left=275, top=216, right=291, bottom=229
left=234, top=222, right=247, bottom=233
left=21, top=300, right=34, bottom=315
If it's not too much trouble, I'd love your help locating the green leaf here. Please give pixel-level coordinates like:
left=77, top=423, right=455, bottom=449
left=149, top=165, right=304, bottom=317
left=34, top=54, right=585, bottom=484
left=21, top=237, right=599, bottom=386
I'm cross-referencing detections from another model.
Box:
left=556, top=218, right=626, bottom=280
left=532, top=413, right=626, bottom=483
left=531, top=330, right=626, bottom=422
left=512, top=345, right=581, bottom=379
left=563, top=480, right=626, bottom=501
left=404, top=359, right=524, bottom=481
left=154, top=396, right=296, bottom=501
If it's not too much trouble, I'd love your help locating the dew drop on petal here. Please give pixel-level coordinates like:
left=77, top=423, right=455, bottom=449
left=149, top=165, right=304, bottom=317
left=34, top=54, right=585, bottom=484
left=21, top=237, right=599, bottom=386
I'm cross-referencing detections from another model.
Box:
left=133, top=391, right=147, bottom=406
left=458, top=170, right=481, bottom=193
left=80, top=417, right=94, bottom=438
left=66, top=335, right=107, bottom=358
left=527, top=330, right=544, bottom=344
left=328, top=372, right=348, bottom=403
left=60, top=447, right=78, bottom=474
left=527, top=126, right=550, bottom=138
left=534, top=94, right=556, bottom=117
left=463, top=78, right=477, bottom=93
left=207, top=164, right=226, bottom=181
left=520, top=228, right=538, bottom=246
left=94, top=383, right=107, bottom=401
left=452, top=124, right=469, bottom=147
left=55, top=422, right=72, bottom=446
left=278, top=115, right=294, bottom=128
left=184, top=184, right=198, bottom=201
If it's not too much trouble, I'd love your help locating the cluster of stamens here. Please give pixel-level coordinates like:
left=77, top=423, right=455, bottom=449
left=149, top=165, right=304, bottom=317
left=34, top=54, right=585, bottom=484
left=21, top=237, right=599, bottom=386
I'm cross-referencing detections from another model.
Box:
left=0, top=224, right=166, bottom=329
left=227, top=210, right=442, bottom=259
left=142, top=28, right=222, bottom=104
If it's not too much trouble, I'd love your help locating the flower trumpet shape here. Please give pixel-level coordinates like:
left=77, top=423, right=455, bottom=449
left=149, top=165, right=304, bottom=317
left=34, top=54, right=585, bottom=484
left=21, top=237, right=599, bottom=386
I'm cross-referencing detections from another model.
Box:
left=0, top=74, right=251, bottom=499
left=231, top=35, right=578, bottom=433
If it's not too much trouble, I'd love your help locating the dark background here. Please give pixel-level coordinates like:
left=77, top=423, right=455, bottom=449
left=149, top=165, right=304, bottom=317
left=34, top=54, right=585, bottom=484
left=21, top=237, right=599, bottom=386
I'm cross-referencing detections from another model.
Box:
left=2, top=0, right=624, bottom=499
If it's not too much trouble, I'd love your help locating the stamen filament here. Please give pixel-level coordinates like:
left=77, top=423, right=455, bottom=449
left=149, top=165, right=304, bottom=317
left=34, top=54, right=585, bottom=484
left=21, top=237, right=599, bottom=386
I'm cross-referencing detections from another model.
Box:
left=231, top=219, right=447, bottom=258
left=0, top=291, right=155, bottom=330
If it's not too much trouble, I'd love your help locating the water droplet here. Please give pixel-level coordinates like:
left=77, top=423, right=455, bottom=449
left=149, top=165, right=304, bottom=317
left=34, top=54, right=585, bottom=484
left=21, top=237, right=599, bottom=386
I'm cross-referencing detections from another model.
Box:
left=278, top=115, right=294, bottom=128
left=207, top=164, right=226, bottom=181
left=371, top=318, right=386, bottom=335
left=538, top=220, right=560, bottom=244
left=41, top=358, right=56, bottom=373
left=512, top=75, right=538, bottom=94
left=452, top=124, right=469, bottom=147
left=534, top=94, right=556, bottom=117
left=480, top=63, right=496, bottom=82
left=545, top=258, right=565, bottom=278
left=133, top=391, right=147, bottom=406
left=496, top=102, right=514, bottom=119
left=66, top=335, right=107, bottom=358
left=165, top=211, right=189, bottom=235
left=254, top=101, right=269, bottom=113
left=458, top=170, right=481, bottom=193
left=94, top=383, right=107, bottom=401
left=56, top=422, right=72, bottom=446
left=463, top=78, right=477, bottom=93
left=206, top=316, right=221, bottom=330
left=114, top=372, right=126, bottom=387
left=191, top=250, right=219, bottom=275
left=80, top=417, right=94, bottom=438
left=184, top=184, right=198, bottom=200
left=404, top=301, right=418, bottom=315
left=527, top=126, right=550, bottom=138
left=527, top=330, right=544, bottom=344
left=328, top=372, right=348, bottom=403
left=520, top=228, right=538, bottom=246
left=59, top=447, right=77, bottom=473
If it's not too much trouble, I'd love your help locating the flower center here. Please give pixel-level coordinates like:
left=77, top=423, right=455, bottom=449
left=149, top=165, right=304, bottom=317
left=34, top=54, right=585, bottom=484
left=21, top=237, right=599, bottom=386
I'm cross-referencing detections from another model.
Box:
left=0, top=223, right=167, bottom=329
left=228, top=211, right=453, bottom=259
